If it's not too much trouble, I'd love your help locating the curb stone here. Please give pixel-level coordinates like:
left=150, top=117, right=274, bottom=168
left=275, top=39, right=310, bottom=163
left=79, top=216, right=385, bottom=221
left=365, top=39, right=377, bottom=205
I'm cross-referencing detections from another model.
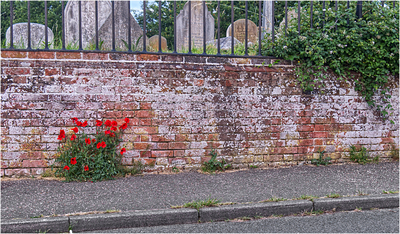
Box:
left=199, top=200, right=313, bottom=222
left=314, top=193, right=399, bottom=211
left=69, top=208, right=198, bottom=232
left=1, top=194, right=398, bottom=233
left=0, top=216, right=69, bottom=233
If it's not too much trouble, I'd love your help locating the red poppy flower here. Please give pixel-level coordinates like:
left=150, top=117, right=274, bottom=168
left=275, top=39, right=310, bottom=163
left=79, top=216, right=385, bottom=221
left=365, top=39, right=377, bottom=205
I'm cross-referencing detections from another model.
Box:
left=111, top=121, right=118, bottom=126
left=97, top=141, right=106, bottom=149
left=105, top=120, right=112, bottom=127
left=119, top=123, right=128, bottom=130
left=70, top=134, right=77, bottom=141
left=120, top=148, right=126, bottom=155
left=96, top=120, right=103, bottom=126
left=82, top=121, right=88, bottom=127
left=84, top=165, right=89, bottom=171
left=110, top=132, right=115, bottom=137
left=92, top=139, right=96, bottom=143
left=71, top=127, right=79, bottom=133
left=76, top=121, right=82, bottom=126
left=71, top=157, right=77, bottom=165
left=64, top=165, right=70, bottom=170
left=85, top=138, right=91, bottom=145
left=105, top=130, right=111, bottom=135
left=124, top=118, right=130, bottom=123
left=111, top=126, right=117, bottom=131
left=58, top=130, right=66, bottom=140
left=71, top=118, right=78, bottom=122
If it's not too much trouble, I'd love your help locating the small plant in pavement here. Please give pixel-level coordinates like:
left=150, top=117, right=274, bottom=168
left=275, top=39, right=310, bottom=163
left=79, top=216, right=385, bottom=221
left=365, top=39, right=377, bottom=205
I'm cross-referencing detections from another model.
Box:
left=201, top=149, right=231, bottom=173
left=357, top=190, right=369, bottom=196
left=294, top=195, right=319, bottom=201
left=349, top=145, right=375, bottom=164
left=326, top=193, right=341, bottom=198
left=262, top=197, right=288, bottom=202
left=383, top=190, right=399, bottom=194
left=301, top=210, right=324, bottom=216
left=172, top=198, right=220, bottom=210
left=311, top=150, right=331, bottom=166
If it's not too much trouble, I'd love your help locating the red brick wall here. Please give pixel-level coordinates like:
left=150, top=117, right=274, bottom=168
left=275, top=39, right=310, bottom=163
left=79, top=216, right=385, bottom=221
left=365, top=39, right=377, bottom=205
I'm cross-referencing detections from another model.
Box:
left=1, top=51, right=398, bottom=177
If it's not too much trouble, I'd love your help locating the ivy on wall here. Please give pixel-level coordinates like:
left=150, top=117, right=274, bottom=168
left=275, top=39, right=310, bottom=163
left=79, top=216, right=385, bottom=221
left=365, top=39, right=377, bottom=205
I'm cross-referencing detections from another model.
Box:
left=262, top=1, right=399, bottom=122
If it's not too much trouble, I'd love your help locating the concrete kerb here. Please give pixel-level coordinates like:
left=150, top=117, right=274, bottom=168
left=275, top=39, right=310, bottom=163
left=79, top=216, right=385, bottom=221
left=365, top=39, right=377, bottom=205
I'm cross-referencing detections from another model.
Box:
left=314, top=193, right=399, bottom=211
left=199, top=200, right=313, bottom=222
left=1, top=194, right=398, bottom=233
left=0, top=216, right=69, bottom=233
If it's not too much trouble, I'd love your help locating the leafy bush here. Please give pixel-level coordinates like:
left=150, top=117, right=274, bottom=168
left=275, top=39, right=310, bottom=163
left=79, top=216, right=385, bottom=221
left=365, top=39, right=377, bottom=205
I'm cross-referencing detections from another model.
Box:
left=201, top=149, right=231, bottom=173
left=262, top=1, right=399, bottom=120
left=53, top=118, right=130, bottom=182
left=311, top=150, right=332, bottom=166
left=349, top=145, right=378, bottom=164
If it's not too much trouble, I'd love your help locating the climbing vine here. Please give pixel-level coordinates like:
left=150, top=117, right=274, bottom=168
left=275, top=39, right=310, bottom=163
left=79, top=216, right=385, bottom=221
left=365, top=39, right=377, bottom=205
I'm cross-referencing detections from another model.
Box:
left=262, top=1, right=399, bottom=122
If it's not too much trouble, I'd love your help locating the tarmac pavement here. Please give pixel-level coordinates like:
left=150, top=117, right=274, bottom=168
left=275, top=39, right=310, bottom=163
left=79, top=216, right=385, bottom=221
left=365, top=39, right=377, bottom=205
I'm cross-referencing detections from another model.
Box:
left=1, top=162, right=399, bottom=233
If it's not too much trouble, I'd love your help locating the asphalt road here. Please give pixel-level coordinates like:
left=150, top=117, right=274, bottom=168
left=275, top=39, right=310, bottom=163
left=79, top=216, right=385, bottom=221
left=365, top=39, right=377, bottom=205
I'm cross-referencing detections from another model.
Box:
left=88, top=208, right=399, bottom=233
left=2, top=162, right=398, bottom=220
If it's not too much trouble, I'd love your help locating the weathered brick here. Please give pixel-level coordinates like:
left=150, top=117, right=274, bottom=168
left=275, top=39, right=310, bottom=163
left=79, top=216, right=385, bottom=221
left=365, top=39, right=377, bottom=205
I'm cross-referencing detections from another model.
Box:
left=151, top=151, right=173, bottom=158
left=83, top=52, right=109, bottom=60
left=1, top=51, right=27, bottom=58
left=137, top=54, right=159, bottom=61
left=22, top=160, right=48, bottom=168
left=56, top=52, right=82, bottom=59
left=28, top=51, right=55, bottom=59
left=136, top=110, right=155, bottom=118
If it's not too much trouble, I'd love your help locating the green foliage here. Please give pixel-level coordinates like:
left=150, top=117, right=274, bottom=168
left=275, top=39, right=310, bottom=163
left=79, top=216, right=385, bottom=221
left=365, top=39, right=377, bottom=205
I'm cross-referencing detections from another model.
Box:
left=263, top=197, right=287, bottom=202
left=383, top=190, right=399, bottom=194
left=201, top=149, right=231, bottom=173
left=262, top=1, right=399, bottom=119
left=294, top=195, right=319, bottom=201
left=53, top=118, right=130, bottom=182
left=349, top=145, right=375, bottom=164
left=311, top=150, right=332, bottom=166
left=1, top=1, right=63, bottom=48
left=326, top=193, right=341, bottom=198
left=389, top=143, right=399, bottom=160
left=182, top=198, right=220, bottom=210
left=172, top=166, right=179, bottom=173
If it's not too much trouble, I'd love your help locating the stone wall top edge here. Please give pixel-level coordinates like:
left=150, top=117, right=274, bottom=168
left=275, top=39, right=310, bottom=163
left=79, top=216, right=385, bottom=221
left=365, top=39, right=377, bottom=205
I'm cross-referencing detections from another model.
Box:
left=1, top=49, right=290, bottom=67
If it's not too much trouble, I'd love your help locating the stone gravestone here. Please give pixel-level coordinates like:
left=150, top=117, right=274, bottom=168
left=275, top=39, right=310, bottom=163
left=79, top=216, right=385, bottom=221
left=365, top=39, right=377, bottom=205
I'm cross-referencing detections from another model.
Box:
left=278, top=8, right=300, bottom=34
left=206, top=36, right=242, bottom=51
left=226, top=19, right=258, bottom=44
left=65, top=1, right=112, bottom=49
left=98, top=1, right=146, bottom=51
left=176, top=1, right=215, bottom=51
left=148, top=35, right=168, bottom=51
left=262, top=1, right=274, bottom=39
left=6, top=23, right=54, bottom=49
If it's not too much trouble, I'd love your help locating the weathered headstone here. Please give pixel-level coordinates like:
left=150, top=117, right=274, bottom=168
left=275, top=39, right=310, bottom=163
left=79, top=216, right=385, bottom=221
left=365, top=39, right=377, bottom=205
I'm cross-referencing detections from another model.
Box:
left=262, top=1, right=273, bottom=38
left=176, top=1, right=215, bottom=51
left=206, top=36, right=242, bottom=51
left=148, top=35, right=168, bottom=51
left=226, top=19, right=258, bottom=44
left=278, top=8, right=300, bottom=34
left=65, top=1, right=112, bottom=49
left=6, top=23, right=54, bottom=49
left=97, top=1, right=146, bottom=51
